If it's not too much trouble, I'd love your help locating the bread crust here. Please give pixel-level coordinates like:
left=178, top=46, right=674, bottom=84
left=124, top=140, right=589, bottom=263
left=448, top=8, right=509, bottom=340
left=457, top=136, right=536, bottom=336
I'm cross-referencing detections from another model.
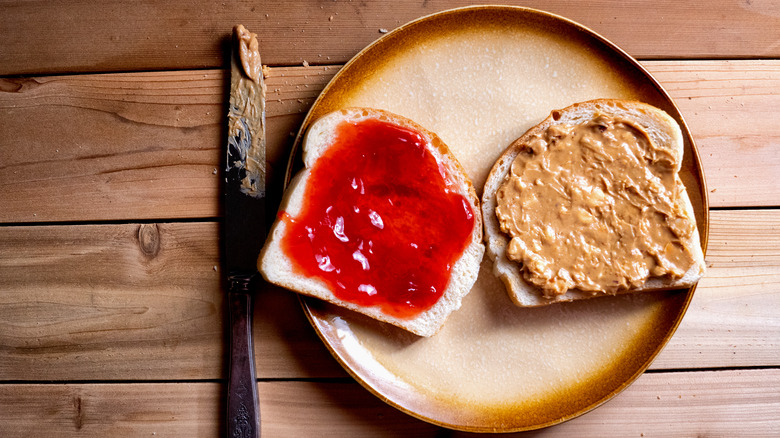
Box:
left=258, top=108, right=485, bottom=336
left=481, top=99, right=706, bottom=306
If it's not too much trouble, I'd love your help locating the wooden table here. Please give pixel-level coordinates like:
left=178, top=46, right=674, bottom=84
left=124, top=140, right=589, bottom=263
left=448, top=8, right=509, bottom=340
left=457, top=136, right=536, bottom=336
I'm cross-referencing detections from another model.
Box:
left=1, top=1, right=778, bottom=436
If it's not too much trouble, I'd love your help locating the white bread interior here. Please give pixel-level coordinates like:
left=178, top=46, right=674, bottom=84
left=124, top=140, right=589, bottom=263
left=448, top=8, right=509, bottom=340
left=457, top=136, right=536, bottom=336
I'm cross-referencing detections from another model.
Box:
left=259, top=108, right=485, bottom=336
left=481, top=99, right=706, bottom=307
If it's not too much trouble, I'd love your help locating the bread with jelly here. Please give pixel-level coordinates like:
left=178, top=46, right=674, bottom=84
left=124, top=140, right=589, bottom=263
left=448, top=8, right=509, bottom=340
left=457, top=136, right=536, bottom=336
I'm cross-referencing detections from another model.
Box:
left=259, top=108, right=484, bottom=336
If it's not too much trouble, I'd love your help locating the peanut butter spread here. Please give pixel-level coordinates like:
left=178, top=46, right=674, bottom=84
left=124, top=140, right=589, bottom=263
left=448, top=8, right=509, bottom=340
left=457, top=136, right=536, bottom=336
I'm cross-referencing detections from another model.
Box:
left=228, top=25, right=266, bottom=197
left=495, top=114, right=696, bottom=297
left=236, top=24, right=262, bottom=84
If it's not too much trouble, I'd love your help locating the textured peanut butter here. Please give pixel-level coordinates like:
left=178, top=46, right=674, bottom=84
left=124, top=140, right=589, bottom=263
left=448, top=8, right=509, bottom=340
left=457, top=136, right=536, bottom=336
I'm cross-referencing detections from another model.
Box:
left=236, top=24, right=262, bottom=84
left=228, top=25, right=266, bottom=197
left=495, top=115, right=696, bottom=297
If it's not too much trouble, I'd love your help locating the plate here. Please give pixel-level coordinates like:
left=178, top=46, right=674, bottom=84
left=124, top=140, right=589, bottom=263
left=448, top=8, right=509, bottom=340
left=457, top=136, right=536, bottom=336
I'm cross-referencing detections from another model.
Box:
left=285, top=6, right=709, bottom=432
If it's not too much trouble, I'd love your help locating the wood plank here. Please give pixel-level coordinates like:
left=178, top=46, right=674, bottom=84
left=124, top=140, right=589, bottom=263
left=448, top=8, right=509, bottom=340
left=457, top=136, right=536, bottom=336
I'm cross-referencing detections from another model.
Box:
left=0, top=382, right=225, bottom=437
left=0, top=66, right=339, bottom=223
left=646, top=60, right=780, bottom=208
left=1, top=60, right=778, bottom=223
left=654, top=210, right=780, bottom=369
left=0, top=369, right=778, bottom=436
left=0, top=222, right=226, bottom=380
left=1, top=210, right=778, bottom=381
left=0, top=222, right=345, bottom=381
left=1, top=0, right=779, bottom=76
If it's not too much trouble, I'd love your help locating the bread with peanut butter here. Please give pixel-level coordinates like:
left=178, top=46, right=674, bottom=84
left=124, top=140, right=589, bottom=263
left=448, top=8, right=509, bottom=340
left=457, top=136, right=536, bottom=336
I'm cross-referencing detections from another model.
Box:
left=259, top=108, right=485, bottom=336
left=482, top=99, right=705, bottom=306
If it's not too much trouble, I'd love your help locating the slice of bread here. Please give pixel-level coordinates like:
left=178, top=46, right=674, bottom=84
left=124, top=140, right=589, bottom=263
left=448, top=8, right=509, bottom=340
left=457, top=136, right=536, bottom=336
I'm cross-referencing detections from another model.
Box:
left=258, top=108, right=485, bottom=336
left=482, top=99, right=706, bottom=306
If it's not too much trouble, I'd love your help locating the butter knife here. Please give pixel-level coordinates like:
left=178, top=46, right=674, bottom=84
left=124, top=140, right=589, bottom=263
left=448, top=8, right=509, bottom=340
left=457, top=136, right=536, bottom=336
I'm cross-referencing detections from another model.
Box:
left=225, top=24, right=266, bottom=438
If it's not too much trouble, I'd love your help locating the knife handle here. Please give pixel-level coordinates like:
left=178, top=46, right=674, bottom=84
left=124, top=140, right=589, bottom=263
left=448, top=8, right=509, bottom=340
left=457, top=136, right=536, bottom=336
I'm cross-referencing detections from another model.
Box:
left=227, top=276, right=260, bottom=438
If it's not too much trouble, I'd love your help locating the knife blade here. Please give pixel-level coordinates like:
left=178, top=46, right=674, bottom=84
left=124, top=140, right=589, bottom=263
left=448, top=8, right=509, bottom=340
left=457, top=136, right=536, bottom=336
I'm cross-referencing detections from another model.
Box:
left=224, top=24, right=266, bottom=438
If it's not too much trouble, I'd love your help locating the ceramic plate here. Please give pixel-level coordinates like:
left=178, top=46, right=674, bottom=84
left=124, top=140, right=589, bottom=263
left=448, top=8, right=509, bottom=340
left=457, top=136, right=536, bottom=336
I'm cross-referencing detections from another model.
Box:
left=284, top=6, right=708, bottom=432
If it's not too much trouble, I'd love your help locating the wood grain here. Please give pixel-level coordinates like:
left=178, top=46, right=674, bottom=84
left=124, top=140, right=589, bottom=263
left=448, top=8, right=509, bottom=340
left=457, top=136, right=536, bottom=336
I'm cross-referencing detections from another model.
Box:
left=1, top=210, right=778, bottom=381
left=1, top=0, right=779, bottom=76
left=649, top=60, right=780, bottom=208
left=0, top=65, right=338, bottom=223
left=654, top=210, right=780, bottom=369
left=0, top=222, right=226, bottom=380
left=0, top=222, right=344, bottom=381
left=1, top=60, right=778, bottom=224
left=0, top=369, right=778, bottom=437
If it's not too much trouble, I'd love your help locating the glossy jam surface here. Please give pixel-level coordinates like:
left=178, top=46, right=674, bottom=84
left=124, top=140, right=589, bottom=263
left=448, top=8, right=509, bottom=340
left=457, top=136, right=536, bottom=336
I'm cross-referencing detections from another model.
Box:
left=281, top=117, right=475, bottom=319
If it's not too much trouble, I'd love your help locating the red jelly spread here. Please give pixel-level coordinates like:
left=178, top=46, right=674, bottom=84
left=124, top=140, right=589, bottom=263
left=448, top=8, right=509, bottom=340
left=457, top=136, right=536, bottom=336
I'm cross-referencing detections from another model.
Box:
left=280, top=116, right=475, bottom=319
